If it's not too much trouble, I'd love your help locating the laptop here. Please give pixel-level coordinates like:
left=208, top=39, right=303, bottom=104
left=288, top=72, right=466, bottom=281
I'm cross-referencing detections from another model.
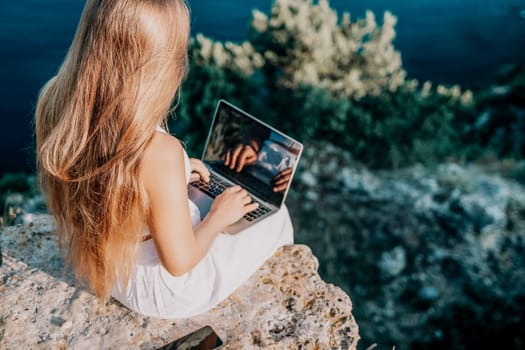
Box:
left=187, top=99, right=303, bottom=234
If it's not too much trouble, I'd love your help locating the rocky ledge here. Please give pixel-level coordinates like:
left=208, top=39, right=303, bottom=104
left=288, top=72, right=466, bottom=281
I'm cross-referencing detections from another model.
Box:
left=287, top=141, right=525, bottom=348
left=0, top=215, right=359, bottom=349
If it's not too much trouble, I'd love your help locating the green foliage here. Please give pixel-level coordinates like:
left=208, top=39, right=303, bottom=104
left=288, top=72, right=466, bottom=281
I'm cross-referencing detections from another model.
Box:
left=468, top=64, right=525, bottom=159
left=173, top=0, right=508, bottom=169
left=170, top=35, right=264, bottom=157
left=249, top=0, right=406, bottom=99
left=261, top=82, right=478, bottom=168
left=0, top=173, right=34, bottom=225
left=503, top=160, right=525, bottom=186
left=0, top=172, right=31, bottom=194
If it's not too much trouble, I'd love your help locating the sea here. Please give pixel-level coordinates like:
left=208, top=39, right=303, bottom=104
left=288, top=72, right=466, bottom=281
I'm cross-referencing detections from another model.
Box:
left=0, top=0, right=524, bottom=173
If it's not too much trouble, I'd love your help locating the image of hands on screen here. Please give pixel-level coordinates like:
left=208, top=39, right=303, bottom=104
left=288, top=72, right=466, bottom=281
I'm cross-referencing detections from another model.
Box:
left=222, top=131, right=295, bottom=193
left=224, top=141, right=259, bottom=173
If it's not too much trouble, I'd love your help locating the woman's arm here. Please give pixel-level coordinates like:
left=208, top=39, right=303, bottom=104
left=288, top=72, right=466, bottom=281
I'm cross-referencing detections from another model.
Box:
left=141, top=132, right=257, bottom=276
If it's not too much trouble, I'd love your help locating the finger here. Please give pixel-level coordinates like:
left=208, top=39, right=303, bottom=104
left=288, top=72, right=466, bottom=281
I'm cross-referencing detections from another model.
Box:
left=189, top=173, right=201, bottom=183
left=190, top=158, right=206, bottom=172
left=237, top=152, right=258, bottom=172
left=273, top=183, right=287, bottom=192
left=230, top=145, right=243, bottom=170
left=248, top=140, right=259, bottom=153
left=244, top=202, right=259, bottom=213
left=236, top=149, right=252, bottom=172
left=273, top=168, right=292, bottom=181
left=224, top=151, right=231, bottom=166
left=191, top=160, right=210, bottom=182
left=226, top=185, right=242, bottom=192
left=274, top=173, right=291, bottom=185
left=273, top=172, right=284, bottom=182
left=242, top=195, right=252, bottom=204
left=281, top=168, right=293, bottom=176
left=274, top=178, right=287, bottom=186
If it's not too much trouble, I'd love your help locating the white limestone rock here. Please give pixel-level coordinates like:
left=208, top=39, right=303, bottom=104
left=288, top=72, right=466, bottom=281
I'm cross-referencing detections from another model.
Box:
left=0, top=216, right=359, bottom=349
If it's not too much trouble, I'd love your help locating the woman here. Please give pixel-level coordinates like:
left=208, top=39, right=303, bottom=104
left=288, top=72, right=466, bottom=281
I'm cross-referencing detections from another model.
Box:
left=35, top=0, right=293, bottom=319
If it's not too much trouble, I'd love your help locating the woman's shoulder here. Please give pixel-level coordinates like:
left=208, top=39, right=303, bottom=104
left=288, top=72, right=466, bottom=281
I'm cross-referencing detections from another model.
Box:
left=141, top=131, right=186, bottom=184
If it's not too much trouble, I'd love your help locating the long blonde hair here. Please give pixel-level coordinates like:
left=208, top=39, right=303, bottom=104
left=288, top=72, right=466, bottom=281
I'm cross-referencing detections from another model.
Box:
left=35, top=0, right=190, bottom=299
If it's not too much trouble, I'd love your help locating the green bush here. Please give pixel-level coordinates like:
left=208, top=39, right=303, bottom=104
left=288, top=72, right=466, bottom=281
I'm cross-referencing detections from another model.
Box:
left=0, top=172, right=31, bottom=194
left=469, top=64, right=525, bottom=159
left=171, top=0, right=515, bottom=169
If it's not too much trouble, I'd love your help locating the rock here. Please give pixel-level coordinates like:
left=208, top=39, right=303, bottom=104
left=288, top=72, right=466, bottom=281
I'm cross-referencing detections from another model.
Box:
left=378, top=246, right=406, bottom=278
left=0, top=217, right=359, bottom=349
left=287, top=140, right=525, bottom=349
left=50, top=316, right=66, bottom=327
left=22, top=194, right=47, bottom=214
left=417, top=286, right=440, bottom=303
left=21, top=213, right=56, bottom=232
left=337, top=167, right=379, bottom=195
left=2, top=192, right=49, bottom=227
left=437, top=163, right=510, bottom=233
left=304, top=190, right=319, bottom=201
left=300, top=171, right=317, bottom=187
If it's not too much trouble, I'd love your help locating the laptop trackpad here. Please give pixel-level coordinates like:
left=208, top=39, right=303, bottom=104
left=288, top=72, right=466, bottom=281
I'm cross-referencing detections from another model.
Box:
left=188, top=186, right=214, bottom=219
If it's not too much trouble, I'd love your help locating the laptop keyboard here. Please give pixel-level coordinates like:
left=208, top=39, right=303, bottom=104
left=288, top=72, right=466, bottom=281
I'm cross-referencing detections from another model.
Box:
left=193, top=172, right=231, bottom=197
left=213, top=163, right=272, bottom=202
left=191, top=173, right=272, bottom=221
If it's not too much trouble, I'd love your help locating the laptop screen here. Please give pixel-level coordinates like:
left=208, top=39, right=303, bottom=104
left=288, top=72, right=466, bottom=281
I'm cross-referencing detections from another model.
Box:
left=202, top=100, right=303, bottom=208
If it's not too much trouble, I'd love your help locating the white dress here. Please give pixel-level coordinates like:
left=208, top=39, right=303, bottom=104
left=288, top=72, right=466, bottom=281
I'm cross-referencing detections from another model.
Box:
left=111, top=126, right=294, bottom=319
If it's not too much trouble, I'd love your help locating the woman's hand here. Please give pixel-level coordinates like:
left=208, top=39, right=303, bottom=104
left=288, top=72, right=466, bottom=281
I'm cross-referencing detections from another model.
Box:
left=207, top=185, right=258, bottom=229
left=189, top=158, right=210, bottom=183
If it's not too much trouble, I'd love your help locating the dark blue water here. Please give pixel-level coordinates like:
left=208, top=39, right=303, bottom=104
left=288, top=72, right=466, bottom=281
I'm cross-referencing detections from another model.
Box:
left=1, top=0, right=524, bottom=173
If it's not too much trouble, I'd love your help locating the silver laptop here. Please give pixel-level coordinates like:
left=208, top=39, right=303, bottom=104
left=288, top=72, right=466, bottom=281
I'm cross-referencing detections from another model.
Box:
left=188, top=99, right=303, bottom=234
